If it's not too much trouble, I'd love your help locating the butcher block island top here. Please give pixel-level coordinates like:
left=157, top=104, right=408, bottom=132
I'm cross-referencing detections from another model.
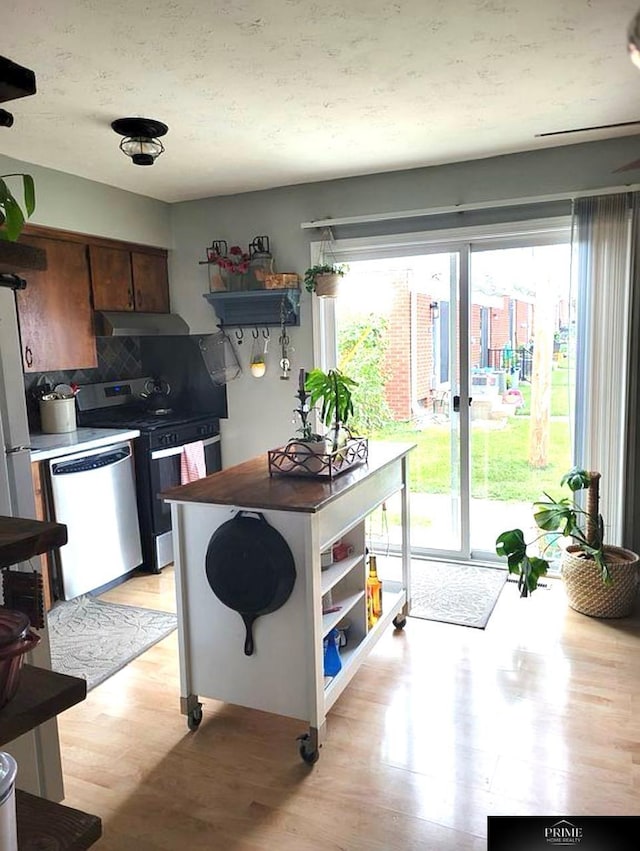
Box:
left=161, top=441, right=415, bottom=512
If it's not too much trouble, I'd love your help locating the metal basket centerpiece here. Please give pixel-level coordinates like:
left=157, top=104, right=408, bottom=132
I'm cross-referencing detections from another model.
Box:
left=268, top=436, right=368, bottom=479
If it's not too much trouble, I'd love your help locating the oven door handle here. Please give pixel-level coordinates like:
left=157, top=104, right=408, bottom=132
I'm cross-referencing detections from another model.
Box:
left=150, top=434, right=220, bottom=461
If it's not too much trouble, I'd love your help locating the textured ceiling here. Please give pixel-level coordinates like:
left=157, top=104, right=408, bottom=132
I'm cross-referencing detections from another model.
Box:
left=2, top=0, right=640, bottom=203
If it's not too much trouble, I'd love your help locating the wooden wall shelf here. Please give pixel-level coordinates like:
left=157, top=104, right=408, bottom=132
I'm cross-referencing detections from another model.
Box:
left=0, top=665, right=86, bottom=747
left=0, top=665, right=101, bottom=848
left=0, top=511, right=101, bottom=848
left=17, top=790, right=102, bottom=851
left=0, top=515, right=67, bottom=570
left=0, top=241, right=47, bottom=274
left=203, top=288, right=300, bottom=327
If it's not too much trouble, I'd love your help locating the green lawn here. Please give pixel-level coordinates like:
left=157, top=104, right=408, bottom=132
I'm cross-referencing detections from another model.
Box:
left=516, top=363, right=573, bottom=418
left=367, top=365, right=574, bottom=503
left=371, top=416, right=571, bottom=503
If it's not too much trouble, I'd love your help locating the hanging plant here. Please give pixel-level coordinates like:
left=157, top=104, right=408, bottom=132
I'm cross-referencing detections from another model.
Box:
left=0, top=173, right=36, bottom=241
left=303, top=263, right=348, bottom=295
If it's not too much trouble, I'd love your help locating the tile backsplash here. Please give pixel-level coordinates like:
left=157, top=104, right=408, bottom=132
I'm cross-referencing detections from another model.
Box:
left=24, top=337, right=143, bottom=428
left=23, top=335, right=228, bottom=430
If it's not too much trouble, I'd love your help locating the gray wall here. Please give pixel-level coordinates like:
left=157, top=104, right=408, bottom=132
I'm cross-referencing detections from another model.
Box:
left=0, top=153, right=171, bottom=246
left=5, top=136, right=640, bottom=466
left=169, top=134, right=640, bottom=465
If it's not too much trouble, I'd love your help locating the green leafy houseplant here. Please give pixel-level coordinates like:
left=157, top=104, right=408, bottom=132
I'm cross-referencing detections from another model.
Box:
left=303, top=263, right=348, bottom=294
left=496, top=468, right=640, bottom=614
left=304, top=367, right=358, bottom=451
left=0, top=173, right=35, bottom=241
left=496, top=468, right=606, bottom=597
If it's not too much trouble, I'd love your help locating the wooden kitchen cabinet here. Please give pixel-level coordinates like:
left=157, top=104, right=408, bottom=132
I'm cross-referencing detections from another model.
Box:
left=88, top=244, right=134, bottom=311
left=131, top=250, right=170, bottom=312
left=90, top=244, right=169, bottom=313
left=16, top=235, right=97, bottom=373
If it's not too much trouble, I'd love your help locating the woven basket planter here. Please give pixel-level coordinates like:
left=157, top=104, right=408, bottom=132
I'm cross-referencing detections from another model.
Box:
left=314, top=273, right=341, bottom=298
left=561, top=544, right=640, bottom=618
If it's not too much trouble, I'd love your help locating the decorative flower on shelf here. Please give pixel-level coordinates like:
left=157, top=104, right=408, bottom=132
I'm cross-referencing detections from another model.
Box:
left=207, top=241, right=250, bottom=275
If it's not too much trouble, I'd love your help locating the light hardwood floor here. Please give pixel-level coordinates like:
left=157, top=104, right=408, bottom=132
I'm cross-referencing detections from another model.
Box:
left=55, top=567, right=640, bottom=850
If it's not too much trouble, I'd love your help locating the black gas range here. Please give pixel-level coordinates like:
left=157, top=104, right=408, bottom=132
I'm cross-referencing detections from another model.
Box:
left=79, top=405, right=220, bottom=448
left=77, top=378, right=222, bottom=573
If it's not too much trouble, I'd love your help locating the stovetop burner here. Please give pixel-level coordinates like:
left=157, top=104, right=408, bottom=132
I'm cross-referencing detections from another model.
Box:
left=75, top=377, right=221, bottom=442
left=79, top=406, right=211, bottom=432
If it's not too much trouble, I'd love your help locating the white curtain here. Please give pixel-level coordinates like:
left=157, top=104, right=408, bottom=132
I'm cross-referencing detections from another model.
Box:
left=572, top=193, right=634, bottom=546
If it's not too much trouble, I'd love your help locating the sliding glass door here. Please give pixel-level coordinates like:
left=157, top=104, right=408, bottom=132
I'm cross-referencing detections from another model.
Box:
left=322, top=220, right=575, bottom=566
left=468, top=241, right=573, bottom=560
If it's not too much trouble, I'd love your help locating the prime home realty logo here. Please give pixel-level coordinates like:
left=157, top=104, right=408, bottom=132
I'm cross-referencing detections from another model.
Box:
left=488, top=814, right=640, bottom=848
left=544, top=819, right=583, bottom=846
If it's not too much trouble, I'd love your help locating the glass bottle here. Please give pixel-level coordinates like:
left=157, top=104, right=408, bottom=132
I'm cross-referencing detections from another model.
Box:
left=366, top=554, right=383, bottom=628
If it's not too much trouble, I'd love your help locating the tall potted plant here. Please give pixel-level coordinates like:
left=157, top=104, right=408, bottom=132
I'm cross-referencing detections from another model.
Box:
left=496, top=468, right=639, bottom=617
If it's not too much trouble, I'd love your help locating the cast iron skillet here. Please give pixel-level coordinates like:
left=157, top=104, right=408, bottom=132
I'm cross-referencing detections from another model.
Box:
left=205, top=511, right=296, bottom=656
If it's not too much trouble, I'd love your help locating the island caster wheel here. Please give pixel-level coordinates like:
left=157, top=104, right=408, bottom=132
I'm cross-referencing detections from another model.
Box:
left=393, top=615, right=407, bottom=630
left=297, top=733, right=320, bottom=765
left=187, top=703, right=203, bottom=731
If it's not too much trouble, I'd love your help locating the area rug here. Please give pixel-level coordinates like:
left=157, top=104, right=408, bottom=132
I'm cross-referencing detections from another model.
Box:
left=47, top=595, right=177, bottom=690
left=409, top=562, right=508, bottom=628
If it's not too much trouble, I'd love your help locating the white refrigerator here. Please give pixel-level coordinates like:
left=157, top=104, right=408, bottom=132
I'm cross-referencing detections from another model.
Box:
left=0, top=278, right=64, bottom=800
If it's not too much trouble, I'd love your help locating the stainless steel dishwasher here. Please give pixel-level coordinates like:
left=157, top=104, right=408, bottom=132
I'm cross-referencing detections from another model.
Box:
left=48, top=441, right=142, bottom=600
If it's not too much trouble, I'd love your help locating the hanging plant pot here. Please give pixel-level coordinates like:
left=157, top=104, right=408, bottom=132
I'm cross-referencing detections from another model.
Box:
left=314, top=273, right=341, bottom=298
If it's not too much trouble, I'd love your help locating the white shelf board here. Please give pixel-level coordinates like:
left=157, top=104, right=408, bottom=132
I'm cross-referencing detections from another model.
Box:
left=323, top=587, right=406, bottom=712
left=320, top=553, right=364, bottom=596
left=322, top=589, right=365, bottom=637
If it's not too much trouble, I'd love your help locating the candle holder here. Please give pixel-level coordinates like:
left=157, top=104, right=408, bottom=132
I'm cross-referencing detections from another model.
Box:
left=294, top=370, right=317, bottom=441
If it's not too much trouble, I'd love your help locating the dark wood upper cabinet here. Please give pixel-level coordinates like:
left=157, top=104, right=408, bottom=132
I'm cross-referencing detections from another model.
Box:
left=131, top=250, right=170, bottom=312
left=16, top=235, right=97, bottom=373
left=89, top=244, right=134, bottom=311
left=88, top=244, right=169, bottom=313
left=13, top=225, right=170, bottom=374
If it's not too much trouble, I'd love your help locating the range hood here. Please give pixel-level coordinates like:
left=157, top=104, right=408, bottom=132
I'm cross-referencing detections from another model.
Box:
left=96, top=311, right=190, bottom=336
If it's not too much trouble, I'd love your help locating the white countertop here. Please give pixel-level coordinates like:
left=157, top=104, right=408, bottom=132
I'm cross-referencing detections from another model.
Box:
left=30, top=427, right=141, bottom=462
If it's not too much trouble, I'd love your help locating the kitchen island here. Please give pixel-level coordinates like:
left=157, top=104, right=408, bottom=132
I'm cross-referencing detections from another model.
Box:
left=162, top=441, right=415, bottom=763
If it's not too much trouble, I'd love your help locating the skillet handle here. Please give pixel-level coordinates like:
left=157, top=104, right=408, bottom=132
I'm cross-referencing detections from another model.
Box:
left=240, top=612, right=257, bottom=656
left=234, top=510, right=266, bottom=524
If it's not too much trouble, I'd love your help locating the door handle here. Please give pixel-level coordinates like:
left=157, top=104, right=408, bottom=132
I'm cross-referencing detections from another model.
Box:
left=452, top=395, right=472, bottom=412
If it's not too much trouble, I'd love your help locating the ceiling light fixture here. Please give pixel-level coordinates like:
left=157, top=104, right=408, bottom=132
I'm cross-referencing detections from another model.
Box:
left=628, top=9, right=640, bottom=69
left=111, top=117, right=168, bottom=166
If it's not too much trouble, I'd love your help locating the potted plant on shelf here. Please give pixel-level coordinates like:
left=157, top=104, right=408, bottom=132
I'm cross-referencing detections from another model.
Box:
left=0, top=173, right=35, bottom=241
left=305, top=366, right=358, bottom=453
left=496, top=467, right=639, bottom=617
left=303, top=263, right=348, bottom=298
